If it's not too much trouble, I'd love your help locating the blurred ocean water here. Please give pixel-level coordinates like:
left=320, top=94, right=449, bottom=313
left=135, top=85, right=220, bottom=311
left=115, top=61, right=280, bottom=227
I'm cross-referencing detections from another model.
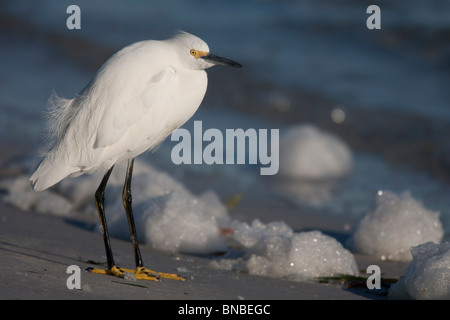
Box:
left=1, top=1, right=449, bottom=235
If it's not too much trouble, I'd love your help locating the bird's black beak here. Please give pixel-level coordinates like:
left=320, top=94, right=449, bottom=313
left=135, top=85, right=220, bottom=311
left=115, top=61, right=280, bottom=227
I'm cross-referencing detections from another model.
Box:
left=201, top=53, right=243, bottom=68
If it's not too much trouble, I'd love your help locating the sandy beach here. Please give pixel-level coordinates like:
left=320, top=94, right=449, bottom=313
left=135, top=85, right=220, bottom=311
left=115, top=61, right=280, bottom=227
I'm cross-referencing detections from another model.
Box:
left=0, top=200, right=408, bottom=300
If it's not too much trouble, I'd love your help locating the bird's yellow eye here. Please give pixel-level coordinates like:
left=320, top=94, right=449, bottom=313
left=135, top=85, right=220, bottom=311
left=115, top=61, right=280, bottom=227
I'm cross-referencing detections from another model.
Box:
left=190, top=49, right=197, bottom=56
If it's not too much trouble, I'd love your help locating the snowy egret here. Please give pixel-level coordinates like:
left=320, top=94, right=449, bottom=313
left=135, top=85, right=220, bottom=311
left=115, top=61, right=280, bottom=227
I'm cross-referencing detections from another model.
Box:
left=29, top=31, right=242, bottom=281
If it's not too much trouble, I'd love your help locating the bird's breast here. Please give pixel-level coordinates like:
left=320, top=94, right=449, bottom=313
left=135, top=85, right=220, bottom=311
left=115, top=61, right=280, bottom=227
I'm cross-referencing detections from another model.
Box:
left=172, top=69, right=208, bottom=123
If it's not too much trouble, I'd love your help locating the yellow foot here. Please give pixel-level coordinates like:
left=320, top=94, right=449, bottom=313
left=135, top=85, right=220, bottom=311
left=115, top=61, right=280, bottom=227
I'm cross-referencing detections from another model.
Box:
left=88, top=265, right=184, bottom=281
left=136, top=266, right=185, bottom=281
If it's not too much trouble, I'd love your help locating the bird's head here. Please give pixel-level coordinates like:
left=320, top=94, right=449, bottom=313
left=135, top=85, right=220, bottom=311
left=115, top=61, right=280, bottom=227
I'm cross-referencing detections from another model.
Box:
left=170, top=31, right=243, bottom=70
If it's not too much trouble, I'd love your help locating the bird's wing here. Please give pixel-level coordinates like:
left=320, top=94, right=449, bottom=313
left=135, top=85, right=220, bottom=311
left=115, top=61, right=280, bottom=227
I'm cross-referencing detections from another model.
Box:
left=93, top=66, right=177, bottom=149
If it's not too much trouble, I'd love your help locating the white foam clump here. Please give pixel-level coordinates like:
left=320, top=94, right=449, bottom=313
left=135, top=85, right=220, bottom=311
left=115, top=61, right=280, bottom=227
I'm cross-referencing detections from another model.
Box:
left=279, top=124, right=353, bottom=179
left=224, top=219, right=359, bottom=280
left=349, top=190, right=443, bottom=262
left=94, top=160, right=230, bottom=254
left=389, top=241, right=450, bottom=300
left=107, top=190, right=230, bottom=254
left=0, top=176, right=73, bottom=216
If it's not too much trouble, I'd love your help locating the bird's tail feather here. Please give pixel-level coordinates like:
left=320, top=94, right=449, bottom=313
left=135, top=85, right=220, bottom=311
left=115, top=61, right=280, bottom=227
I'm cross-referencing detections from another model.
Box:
left=29, top=154, right=77, bottom=191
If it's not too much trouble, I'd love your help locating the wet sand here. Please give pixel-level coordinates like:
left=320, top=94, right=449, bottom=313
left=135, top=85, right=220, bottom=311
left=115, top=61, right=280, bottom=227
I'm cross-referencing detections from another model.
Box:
left=0, top=197, right=407, bottom=300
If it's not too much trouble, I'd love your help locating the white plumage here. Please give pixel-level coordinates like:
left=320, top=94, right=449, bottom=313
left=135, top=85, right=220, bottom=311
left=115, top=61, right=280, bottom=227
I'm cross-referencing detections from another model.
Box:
left=29, top=31, right=242, bottom=281
left=30, top=32, right=240, bottom=191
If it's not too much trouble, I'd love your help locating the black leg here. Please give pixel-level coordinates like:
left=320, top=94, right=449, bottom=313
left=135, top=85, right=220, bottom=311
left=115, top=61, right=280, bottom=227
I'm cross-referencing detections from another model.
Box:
left=122, top=158, right=144, bottom=268
left=95, top=165, right=115, bottom=270
left=91, top=159, right=183, bottom=281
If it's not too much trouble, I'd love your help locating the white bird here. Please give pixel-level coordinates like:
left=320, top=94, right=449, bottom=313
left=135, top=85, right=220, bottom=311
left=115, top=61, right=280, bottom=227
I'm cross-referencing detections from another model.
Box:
left=29, top=31, right=242, bottom=281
